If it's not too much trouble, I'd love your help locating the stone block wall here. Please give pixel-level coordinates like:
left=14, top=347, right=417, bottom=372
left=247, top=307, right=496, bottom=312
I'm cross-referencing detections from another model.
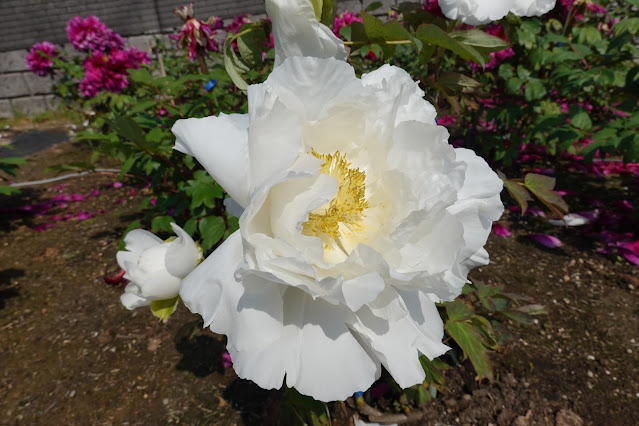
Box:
left=0, top=0, right=399, bottom=118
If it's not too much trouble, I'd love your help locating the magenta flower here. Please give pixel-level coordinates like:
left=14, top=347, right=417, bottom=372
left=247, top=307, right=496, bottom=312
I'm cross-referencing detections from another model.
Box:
left=67, top=16, right=125, bottom=52
left=423, top=0, right=444, bottom=17
left=529, top=234, right=563, bottom=248
left=26, top=41, right=61, bottom=77
left=79, top=47, right=150, bottom=97
left=332, top=12, right=362, bottom=37
left=493, top=223, right=511, bottom=237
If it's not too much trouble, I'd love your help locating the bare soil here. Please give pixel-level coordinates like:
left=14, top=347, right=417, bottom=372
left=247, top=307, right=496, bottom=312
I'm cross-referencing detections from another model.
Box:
left=1, top=134, right=638, bottom=425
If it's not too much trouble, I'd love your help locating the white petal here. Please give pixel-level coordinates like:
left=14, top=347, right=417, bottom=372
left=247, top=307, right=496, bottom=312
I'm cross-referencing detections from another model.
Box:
left=548, top=213, right=589, bottom=227
left=351, top=288, right=448, bottom=389
left=230, top=288, right=380, bottom=402
left=120, top=286, right=151, bottom=310
left=511, top=0, right=556, bottom=16
left=448, top=148, right=504, bottom=278
left=266, top=0, right=347, bottom=67
left=123, top=229, right=162, bottom=254
left=172, top=113, right=250, bottom=207
left=439, top=0, right=511, bottom=25
left=455, top=148, right=504, bottom=204
left=342, top=272, right=386, bottom=312
left=261, top=56, right=364, bottom=122
left=246, top=90, right=303, bottom=192
left=138, top=269, right=182, bottom=300
left=179, top=231, right=243, bottom=328
left=362, top=64, right=437, bottom=127
left=165, top=223, right=201, bottom=278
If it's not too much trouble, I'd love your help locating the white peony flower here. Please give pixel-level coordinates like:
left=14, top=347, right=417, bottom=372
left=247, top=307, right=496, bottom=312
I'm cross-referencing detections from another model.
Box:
left=118, top=223, right=203, bottom=310
left=439, top=0, right=556, bottom=25
left=171, top=0, right=503, bottom=402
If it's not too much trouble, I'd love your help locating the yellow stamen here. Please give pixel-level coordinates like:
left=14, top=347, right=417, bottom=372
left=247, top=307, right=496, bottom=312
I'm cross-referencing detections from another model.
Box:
left=302, top=150, right=368, bottom=244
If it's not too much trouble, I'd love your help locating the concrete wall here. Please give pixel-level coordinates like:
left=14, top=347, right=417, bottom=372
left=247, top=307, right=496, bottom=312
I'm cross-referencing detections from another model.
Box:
left=0, top=0, right=396, bottom=118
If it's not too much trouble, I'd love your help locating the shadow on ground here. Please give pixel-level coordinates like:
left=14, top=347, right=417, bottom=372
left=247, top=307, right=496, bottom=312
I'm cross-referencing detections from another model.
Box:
left=0, top=268, right=24, bottom=310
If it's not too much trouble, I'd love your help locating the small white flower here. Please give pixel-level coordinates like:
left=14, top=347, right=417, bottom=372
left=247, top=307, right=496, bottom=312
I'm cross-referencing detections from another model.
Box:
left=439, top=0, right=556, bottom=25
left=118, top=223, right=202, bottom=310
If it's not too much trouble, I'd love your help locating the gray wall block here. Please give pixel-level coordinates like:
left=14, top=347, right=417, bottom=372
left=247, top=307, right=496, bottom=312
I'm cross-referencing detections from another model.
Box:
left=0, top=73, right=30, bottom=98
left=0, top=99, right=12, bottom=118
left=0, top=50, right=28, bottom=73
left=11, top=96, right=49, bottom=116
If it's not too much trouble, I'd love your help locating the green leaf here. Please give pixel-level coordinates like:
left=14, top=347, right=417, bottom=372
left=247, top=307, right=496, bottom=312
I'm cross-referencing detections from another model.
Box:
left=110, top=116, right=155, bottom=152
left=445, top=318, right=494, bottom=381
left=445, top=300, right=474, bottom=321
left=451, top=29, right=510, bottom=52
left=501, top=310, right=534, bottom=324
left=151, top=215, right=175, bottom=233
left=237, top=23, right=269, bottom=68
left=501, top=177, right=533, bottom=215
left=438, top=72, right=482, bottom=94
left=612, top=17, right=639, bottom=36
left=127, top=68, right=152, bottom=84
left=199, top=216, right=226, bottom=250
left=416, top=24, right=486, bottom=67
left=570, top=111, right=592, bottom=130
left=223, top=31, right=250, bottom=91
left=0, top=185, right=20, bottom=196
left=524, top=173, right=569, bottom=216
left=150, top=296, right=180, bottom=320
left=524, top=78, right=546, bottom=101
left=364, top=1, right=383, bottom=12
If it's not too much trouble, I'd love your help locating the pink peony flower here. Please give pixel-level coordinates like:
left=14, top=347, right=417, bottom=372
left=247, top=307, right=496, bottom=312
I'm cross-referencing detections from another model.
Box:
left=79, top=47, right=150, bottom=97
left=423, top=0, right=444, bottom=17
left=66, top=16, right=125, bottom=52
left=26, top=41, right=61, bottom=77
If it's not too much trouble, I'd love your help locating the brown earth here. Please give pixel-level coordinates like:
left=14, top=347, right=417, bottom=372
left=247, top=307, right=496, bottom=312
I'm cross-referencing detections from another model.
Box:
left=1, top=131, right=638, bottom=425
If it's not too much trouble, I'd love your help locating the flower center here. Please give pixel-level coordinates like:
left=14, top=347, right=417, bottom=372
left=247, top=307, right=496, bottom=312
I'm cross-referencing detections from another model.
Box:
left=302, top=150, right=368, bottom=252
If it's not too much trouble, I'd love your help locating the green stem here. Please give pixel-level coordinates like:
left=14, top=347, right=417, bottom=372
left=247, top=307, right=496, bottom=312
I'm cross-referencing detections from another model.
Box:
left=343, top=39, right=413, bottom=46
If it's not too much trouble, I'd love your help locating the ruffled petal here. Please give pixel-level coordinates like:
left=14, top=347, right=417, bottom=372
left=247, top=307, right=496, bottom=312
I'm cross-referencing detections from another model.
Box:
left=361, top=64, right=437, bottom=127
left=179, top=231, right=243, bottom=328
left=266, top=0, right=347, bottom=67
left=350, top=288, right=448, bottom=388
left=511, top=0, right=556, bottom=16
left=230, top=287, right=380, bottom=402
left=439, top=0, right=512, bottom=25
left=165, top=223, right=201, bottom=278
left=172, top=113, right=250, bottom=207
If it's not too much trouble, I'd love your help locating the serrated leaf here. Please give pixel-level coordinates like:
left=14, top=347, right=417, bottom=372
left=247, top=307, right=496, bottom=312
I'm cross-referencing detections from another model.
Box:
left=503, top=180, right=533, bottom=214
left=445, top=300, right=474, bottom=321
left=445, top=319, right=494, bottom=381
left=110, top=116, right=155, bottom=152
left=524, top=173, right=569, bottom=216
left=150, top=296, right=180, bottom=320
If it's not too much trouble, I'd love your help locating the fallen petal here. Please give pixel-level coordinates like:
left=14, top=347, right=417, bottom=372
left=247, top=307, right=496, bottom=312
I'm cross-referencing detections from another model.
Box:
left=493, top=223, right=511, bottom=237
left=529, top=233, right=563, bottom=248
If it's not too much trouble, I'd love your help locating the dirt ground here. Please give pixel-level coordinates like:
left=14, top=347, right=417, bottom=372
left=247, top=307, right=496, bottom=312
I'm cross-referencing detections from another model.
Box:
left=1, top=131, right=638, bottom=425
